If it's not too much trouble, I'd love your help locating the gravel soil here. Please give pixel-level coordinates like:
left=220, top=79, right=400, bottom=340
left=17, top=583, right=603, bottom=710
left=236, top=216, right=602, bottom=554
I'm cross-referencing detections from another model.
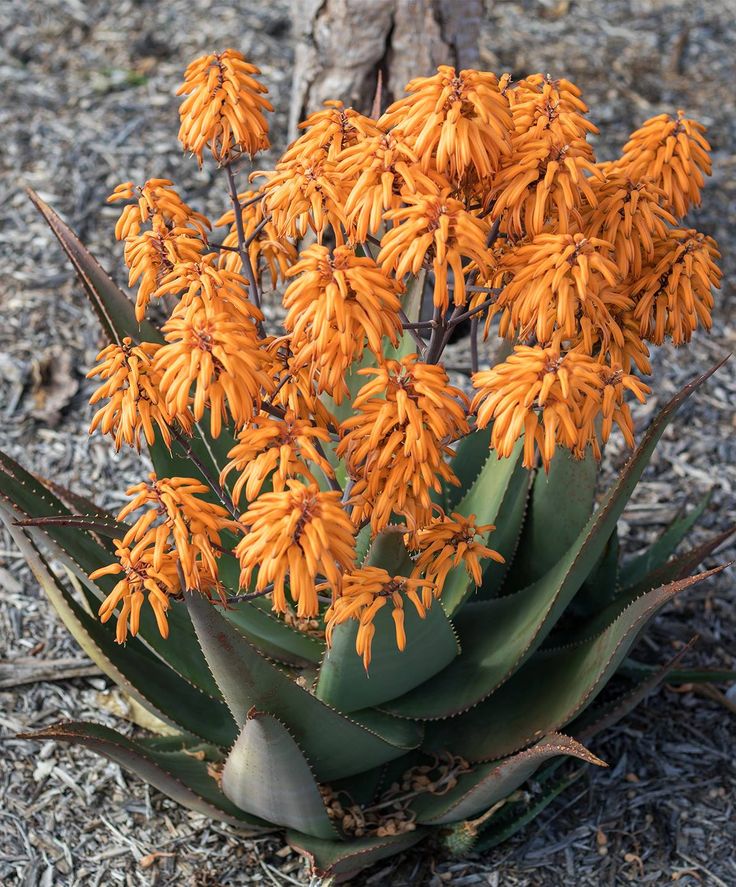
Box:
left=1, top=1, right=734, bottom=884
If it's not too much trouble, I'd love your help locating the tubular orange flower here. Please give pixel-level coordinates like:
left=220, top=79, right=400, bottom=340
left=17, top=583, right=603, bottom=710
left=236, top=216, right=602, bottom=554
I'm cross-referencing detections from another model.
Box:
left=380, top=66, right=512, bottom=185
left=116, top=473, right=235, bottom=593
left=235, top=481, right=356, bottom=617
left=107, top=179, right=210, bottom=241
left=339, top=133, right=444, bottom=243
left=338, top=356, right=468, bottom=532
left=256, top=155, right=348, bottom=241
left=221, top=411, right=334, bottom=504
left=493, top=232, right=629, bottom=351
left=491, top=139, right=602, bottom=236
left=584, top=173, right=675, bottom=278
left=616, top=110, right=712, bottom=218
left=407, top=512, right=504, bottom=595
left=87, top=338, right=179, bottom=450
left=90, top=538, right=179, bottom=644
left=471, top=345, right=649, bottom=469
left=124, top=223, right=204, bottom=321
left=283, top=244, right=402, bottom=402
left=153, top=255, right=262, bottom=322
left=281, top=100, right=382, bottom=165
left=490, top=74, right=601, bottom=235
left=265, top=336, right=337, bottom=429
left=379, top=190, right=490, bottom=310
left=177, top=49, right=272, bottom=165
left=324, top=567, right=435, bottom=670
left=632, top=228, right=721, bottom=345
left=506, top=74, right=598, bottom=141
left=215, top=190, right=297, bottom=286
left=155, top=299, right=271, bottom=436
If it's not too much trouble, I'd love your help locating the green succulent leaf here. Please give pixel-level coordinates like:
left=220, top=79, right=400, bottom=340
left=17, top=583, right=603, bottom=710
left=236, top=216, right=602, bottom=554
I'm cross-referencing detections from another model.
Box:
left=316, top=531, right=460, bottom=711
left=572, top=638, right=698, bottom=742
left=441, top=439, right=526, bottom=614
left=222, top=710, right=337, bottom=838
left=424, top=566, right=725, bottom=761
left=618, top=523, right=735, bottom=602
left=223, top=597, right=325, bottom=667
left=411, top=733, right=605, bottom=824
left=476, top=459, right=532, bottom=596
left=618, top=491, right=713, bottom=591
left=385, top=364, right=725, bottom=720
left=1, top=512, right=235, bottom=746
left=185, top=590, right=423, bottom=781
left=505, top=448, right=597, bottom=592
left=19, top=721, right=266, bottom=828
left=286, top=828, right=426, bottom=879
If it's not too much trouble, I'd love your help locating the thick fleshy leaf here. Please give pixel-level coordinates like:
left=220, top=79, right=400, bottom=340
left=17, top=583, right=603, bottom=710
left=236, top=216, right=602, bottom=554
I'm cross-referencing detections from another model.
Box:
left=618, top=491, right=712, bottom=591
left=440, top=439, right=525, bottom=614
left=28, top=189, right=162, bottom=346
left=287, top=828, right=426, bottom=879
left=411, top=733, right=605, bottom=824
left=505, top=448, right=597, bottom=592
left=445, top=427, right=492, bottom=511
left=223, top=598, right=325, bottom=667
left=185, top=590, right=423, bottom=781
left=384, top=364, right=726, bottom=720
left=315, top=532, right=459, bottom=711
left=564, top=528, right=620, bottom=622
left=572, top=638, right=698, bottom=742
left=476, top=462, right=532, bottom=597
left=20, top=721, right=266, bottom=827
left=222, top=710, right=337, bottom=838
left=1, top=513, right=235, bottom=746
left=424, top=566, right=725, bottom=761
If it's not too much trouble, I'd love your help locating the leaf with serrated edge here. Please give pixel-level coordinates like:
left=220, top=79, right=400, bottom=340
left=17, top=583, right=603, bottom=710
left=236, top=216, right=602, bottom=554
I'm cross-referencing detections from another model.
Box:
left=505, top=448, right=597, bottom=591
left=383, top=363, right=727, bottom=720
left=185, top=590, right=422, bottom=781
left=572, top=638, right=698, bottom=742
left=315, top=531, right=459, bottom=711
left=473, top=768, right=583, bottom=851
left=424, top=566, right=725, bottom=761
left=618, top=490, right=712, bottom=591
left=1, top=510, right=235, bottom=747
left=222, top=710, right=337, bottom=838
left=287, top=828, right=426, bottom=879
left=20, top=721, right=266, bottom=828
left=412, top=733, right=605, bottom=824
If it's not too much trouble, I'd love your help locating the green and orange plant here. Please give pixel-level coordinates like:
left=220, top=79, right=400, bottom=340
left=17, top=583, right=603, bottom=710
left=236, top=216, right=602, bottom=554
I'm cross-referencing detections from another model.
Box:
left=2, top=52, right=732, bottom=880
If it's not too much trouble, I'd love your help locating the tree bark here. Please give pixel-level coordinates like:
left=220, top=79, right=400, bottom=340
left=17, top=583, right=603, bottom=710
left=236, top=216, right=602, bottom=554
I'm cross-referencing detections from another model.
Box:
left=289, top=0, right=485, bottom=135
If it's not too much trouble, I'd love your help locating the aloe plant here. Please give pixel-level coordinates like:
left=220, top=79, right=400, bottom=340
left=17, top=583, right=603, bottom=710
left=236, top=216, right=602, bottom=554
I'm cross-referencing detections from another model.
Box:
left=0, top=193, right=730, bottom=880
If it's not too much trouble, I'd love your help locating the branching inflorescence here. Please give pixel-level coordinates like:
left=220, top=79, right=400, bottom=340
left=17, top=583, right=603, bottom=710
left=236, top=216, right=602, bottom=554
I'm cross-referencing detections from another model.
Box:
left=89, top=52, right=720, bottom=666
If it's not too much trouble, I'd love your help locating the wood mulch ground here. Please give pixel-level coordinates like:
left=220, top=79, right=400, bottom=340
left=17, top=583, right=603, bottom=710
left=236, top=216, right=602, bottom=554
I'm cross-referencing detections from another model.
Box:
left=1, top=1, right=734, bottom=883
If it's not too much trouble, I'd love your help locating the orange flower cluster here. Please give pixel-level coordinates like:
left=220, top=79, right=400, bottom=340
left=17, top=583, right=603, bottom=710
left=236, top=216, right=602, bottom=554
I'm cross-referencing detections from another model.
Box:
left=88, top=338, right=178, bottom=450
left=177, top=49, right=272, bottom=164
left=88, top=51, right=720, bottom=664
left=338, top=356, right=468, bottom=532
left=283, top=244, right=402, bottom=401
left=108, top=180, right=208, bottom=320
left=472, top=345, right=650, bottom=468
left=235, top=482, right=355, bottom=617
left=325, top=568, right=435, bottom=669
left=91, top=474, right=235, bottom=640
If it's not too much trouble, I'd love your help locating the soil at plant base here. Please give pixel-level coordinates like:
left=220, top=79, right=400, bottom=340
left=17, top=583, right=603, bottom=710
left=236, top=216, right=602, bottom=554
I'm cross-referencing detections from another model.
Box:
left=1, top=1, right=734, bottom=884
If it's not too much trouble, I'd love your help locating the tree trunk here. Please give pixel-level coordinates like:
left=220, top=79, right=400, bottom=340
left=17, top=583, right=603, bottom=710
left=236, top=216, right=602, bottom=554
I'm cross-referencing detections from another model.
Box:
left=289, top=0, right=485, bottom=135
